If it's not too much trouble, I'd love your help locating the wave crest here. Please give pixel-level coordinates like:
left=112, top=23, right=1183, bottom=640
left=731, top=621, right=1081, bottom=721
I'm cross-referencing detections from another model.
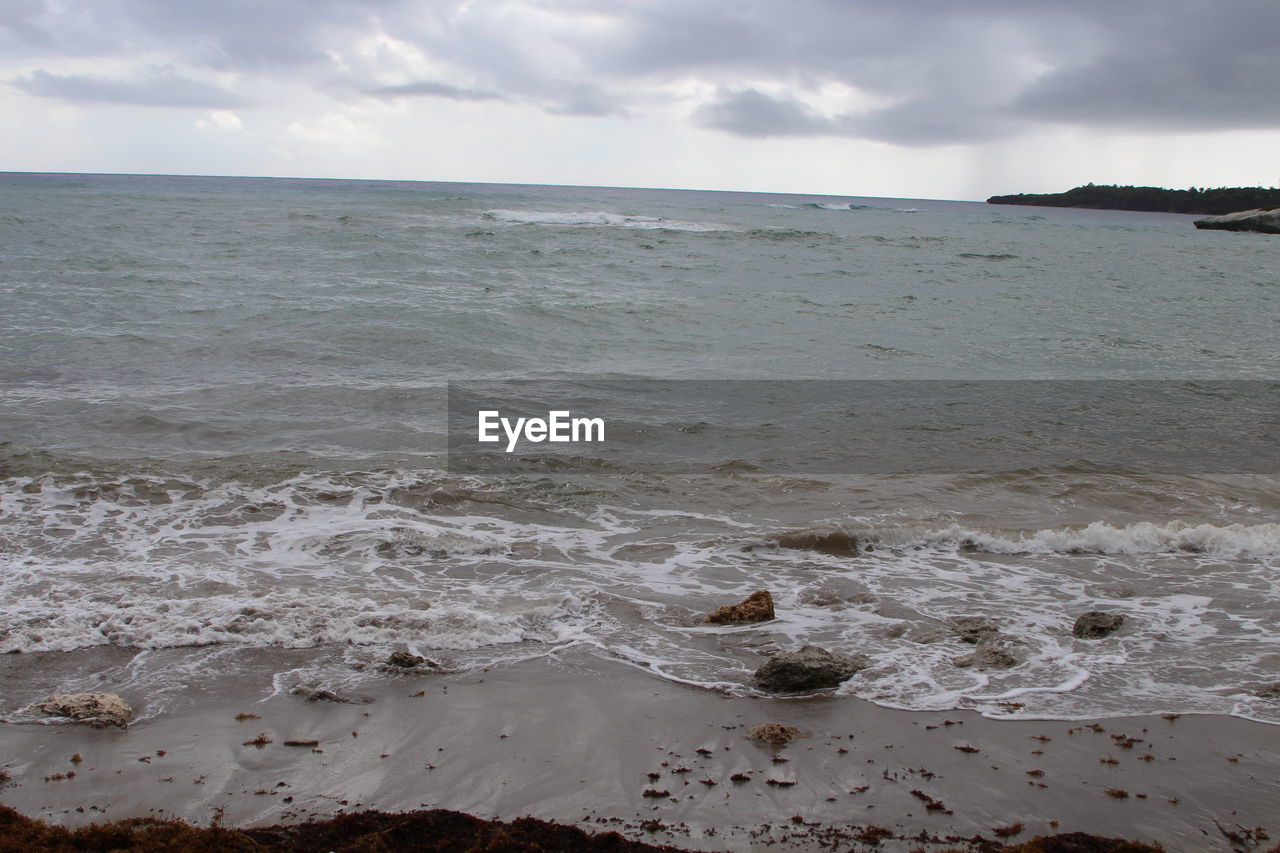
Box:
left=483, top=209, right=728, bottom=232
left=762, top=521, right=1280, bottom=558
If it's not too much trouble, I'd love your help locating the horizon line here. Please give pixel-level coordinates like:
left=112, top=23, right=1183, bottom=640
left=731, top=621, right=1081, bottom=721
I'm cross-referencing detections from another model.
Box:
left=0, top=169, right=979, bottom=204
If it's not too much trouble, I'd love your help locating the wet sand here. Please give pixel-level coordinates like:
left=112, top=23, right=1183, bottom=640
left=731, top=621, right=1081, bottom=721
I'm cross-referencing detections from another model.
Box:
left=0, top=645, right=1276, bottom=851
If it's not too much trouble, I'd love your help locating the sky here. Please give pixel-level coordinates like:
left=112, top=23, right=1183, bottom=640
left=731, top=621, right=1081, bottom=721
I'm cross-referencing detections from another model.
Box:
left=3, top=0, right=1279, bottom=200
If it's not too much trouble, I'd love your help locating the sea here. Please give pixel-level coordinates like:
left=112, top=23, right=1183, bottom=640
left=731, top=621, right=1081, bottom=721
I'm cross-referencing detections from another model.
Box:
left=1, top=171, right=1277, bottom=725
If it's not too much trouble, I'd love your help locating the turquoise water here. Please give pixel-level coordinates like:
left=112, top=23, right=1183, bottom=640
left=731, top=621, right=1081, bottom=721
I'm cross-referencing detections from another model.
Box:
left=1, top=172, right=1277, bottom=723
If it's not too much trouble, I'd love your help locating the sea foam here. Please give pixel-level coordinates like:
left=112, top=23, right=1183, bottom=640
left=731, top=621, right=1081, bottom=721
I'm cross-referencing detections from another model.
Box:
left=483, top=209, right=729, bottom=231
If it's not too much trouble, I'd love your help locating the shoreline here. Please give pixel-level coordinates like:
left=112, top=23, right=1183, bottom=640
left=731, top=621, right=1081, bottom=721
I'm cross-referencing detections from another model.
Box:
left=0, top=806, right=1187, bottom=852
left=2, top=646, right=1276, bottom=850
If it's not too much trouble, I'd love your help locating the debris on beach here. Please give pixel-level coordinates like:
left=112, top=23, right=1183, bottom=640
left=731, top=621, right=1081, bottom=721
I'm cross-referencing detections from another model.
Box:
left=33, top=693, right=132, bottom=728
left=909, top=789, right=951, bottom=813
left=289, top=685, right=371, bottom=704
left=753, top=645, right=870, bottom=692
left=0, top=805, right=690, bottom=852
left=705, top=590, right=775, bottom=624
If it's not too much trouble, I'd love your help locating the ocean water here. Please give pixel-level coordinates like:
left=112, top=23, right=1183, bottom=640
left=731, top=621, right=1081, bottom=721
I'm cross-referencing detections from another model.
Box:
left=1, top=172, right=1277, bottom=724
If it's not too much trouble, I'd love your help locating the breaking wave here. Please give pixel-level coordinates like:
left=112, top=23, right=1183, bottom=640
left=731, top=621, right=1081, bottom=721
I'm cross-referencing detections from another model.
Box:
left=483, top=209, right=729, bottom=231
left=762, top=521, right=1280, bottom=559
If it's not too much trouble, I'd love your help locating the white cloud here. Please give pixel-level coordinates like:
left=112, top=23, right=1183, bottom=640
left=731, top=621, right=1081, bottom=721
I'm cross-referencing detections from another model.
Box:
left=195, top=110, right=242, bottom=131
left=286, top=112, right=378, bottom=155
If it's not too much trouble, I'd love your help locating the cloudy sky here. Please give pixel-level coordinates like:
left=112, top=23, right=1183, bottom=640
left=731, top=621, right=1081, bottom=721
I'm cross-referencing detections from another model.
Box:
left=3, top=0, right=1279, bottom=200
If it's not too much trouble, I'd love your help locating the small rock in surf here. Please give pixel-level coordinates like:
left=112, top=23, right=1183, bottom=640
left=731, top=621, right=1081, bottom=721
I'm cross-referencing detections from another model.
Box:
left=954, top=647, right=1020, bottom=670
left=385, top=651, right=426, bottom=668
left=705, top=589, right=775, bottom=624
left=1072, top=611, right=1125, bottom=639
left=754, top=645, right=870, bottom=692
left=771, top=530, right=862, bottom=556
left=952, top=616, right=1001, bottom=644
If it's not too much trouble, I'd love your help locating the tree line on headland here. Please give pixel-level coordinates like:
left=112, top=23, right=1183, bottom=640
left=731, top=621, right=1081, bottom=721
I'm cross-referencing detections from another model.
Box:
left=987, top=184, right=1280, bottom=215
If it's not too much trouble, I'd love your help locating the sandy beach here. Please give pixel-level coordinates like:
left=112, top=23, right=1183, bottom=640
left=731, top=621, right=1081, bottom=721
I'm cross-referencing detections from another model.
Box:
left=1, top=645, right=1275, bottom=851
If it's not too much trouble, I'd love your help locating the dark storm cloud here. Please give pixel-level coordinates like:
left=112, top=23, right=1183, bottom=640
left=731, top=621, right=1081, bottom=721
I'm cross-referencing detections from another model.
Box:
left=696, top=88, right=1027, bottom=147
left=1, top=0, right=402, bottom=69
left=696, top=89, right=839, bottom=138
left=8, top=0, right=1280, bottom=143
left=1012, top=3, right=1280, bottom=131
left=636, top=0, right=1280, bottom=142
left=14, top=68, right=248, bottom=108
left=0, top=0, right=54, bottom=49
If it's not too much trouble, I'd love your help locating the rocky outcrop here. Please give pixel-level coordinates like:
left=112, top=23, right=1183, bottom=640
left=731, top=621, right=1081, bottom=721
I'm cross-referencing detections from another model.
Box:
left=910, top=617, right=1001, bottom=645
left=1073, top=611, right=1125, bottom=639
left=952, top=616, right=1000, bottom=645
left=1193, top=208, right=1280, bottom=234
left=705, top=590, right=775, bottom=624
left=954, top=647, right=1020, bottom=670
left=907, top=626, right=952, bottom=644
left=385, top=651, right=427, bottom=668
left=35, top=693, right=132, bottom=727
left=753, top=645, right=870, bottom=692
left=746, top=722, right=804, bottom=744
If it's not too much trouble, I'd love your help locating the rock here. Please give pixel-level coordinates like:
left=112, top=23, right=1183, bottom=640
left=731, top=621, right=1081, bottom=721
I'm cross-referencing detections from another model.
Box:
left=705, top=590, right=775, bottom=624
left=952, top=616, right=1000, bottom=644
left=385, top=651, right=426, bottom=668
left=1193, top=208, right=1280, bottom=234
left=798, top=589, right=875, bottom=607
left=908, top=626, right=952, bottom=644
left=909, top=619, right=1000, bottom=645
left=35, top=693, right=132, bottom=727
left=954, top=647, right=1019, bottom=670
left=770, top=529, right=862, bottom=556
left=1084, top=582, right=1135, bottom=599
left=746, top=723, right=804, bottom=745
left=289, top=685, right=372, bottom=704
left=1073, top=611, right=1125, bottom=639
left=753, top=645, right=870, bottom=692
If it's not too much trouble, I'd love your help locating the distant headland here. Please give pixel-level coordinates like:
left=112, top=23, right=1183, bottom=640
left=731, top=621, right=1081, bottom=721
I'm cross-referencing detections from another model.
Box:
left=987, top=184, right=1280, bottom=215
